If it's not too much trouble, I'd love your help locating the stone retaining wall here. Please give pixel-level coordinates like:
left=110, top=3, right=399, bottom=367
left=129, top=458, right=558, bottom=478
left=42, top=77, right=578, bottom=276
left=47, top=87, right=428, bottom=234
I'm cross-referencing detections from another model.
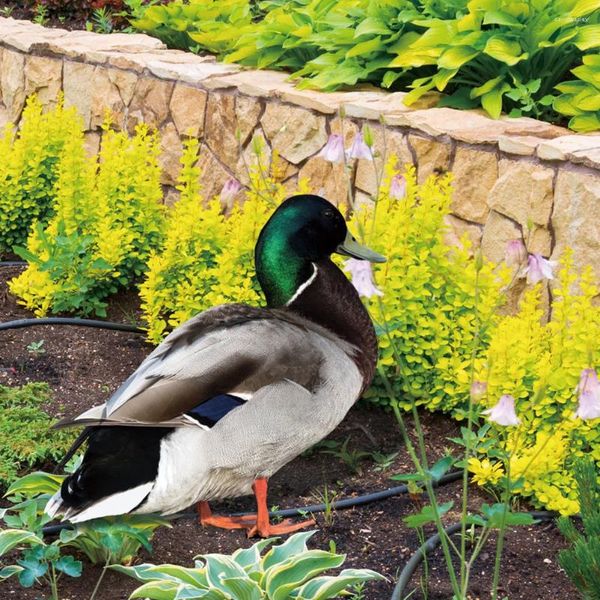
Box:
left=1, top=18, right=600, bottom=280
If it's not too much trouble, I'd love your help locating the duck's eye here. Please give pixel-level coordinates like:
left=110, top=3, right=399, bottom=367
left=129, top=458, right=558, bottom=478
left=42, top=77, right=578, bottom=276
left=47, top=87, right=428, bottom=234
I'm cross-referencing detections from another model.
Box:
left=322, top=208, right=336, bottom=219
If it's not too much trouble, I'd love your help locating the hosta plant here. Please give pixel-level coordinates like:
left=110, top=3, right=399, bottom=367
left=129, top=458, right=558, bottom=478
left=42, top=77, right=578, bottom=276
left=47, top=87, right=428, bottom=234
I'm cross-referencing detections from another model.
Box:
left=112, top=531, right=385, bottom=599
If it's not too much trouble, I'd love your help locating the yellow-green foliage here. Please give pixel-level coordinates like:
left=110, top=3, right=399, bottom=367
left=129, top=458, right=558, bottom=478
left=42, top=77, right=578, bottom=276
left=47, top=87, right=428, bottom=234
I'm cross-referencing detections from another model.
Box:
left=0, top=96, right=82, bottom=256
left=140, top=136, right=310, bottom=343
left=351, top=160, right=508, bottom=414
left=10, top=122, right=165, bottom=317
left=469, top=252, right=600, bottom=515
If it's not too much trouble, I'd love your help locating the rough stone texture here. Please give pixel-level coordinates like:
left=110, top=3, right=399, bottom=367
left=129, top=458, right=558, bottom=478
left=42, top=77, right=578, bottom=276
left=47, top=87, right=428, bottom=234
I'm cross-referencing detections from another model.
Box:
left=159, top=122, right=183, bottom=185
left=83, top=131, right=101, bottom=157
left=299, top=155, right=347, bottom=206
left=537, top=135, right=600, bottom=170
left=261, top=103, right=327, bottom=165
left=236, top=129, right=272, bottom=186
left=552, top=170, right=600, bottom=278
left=170, top=83, right=206, bottom=138
left=444, top=214, right=482, bottom=254
left=128, top=76, right=173, bottom=130
left=0, top=49, right=25, bottom=122
left=90, top=67, right=128, bottom=130
left=24, top=56, right=62, bottom=108
left=498, top=135, right=540, bottom=156
left=204, top=92, right=239, bottom=172
left=108, top=68, right=138, bottom=107
left=481, top=210, right=522, bottom=264
left=408, top=135, right=451, bottom=183
left=236, top=95, right=263, bottom=146
left=451, top=147, right=498, bottom=224
left=196, top=143, right=231, bottom=203
left=355, top=128, right=412, bottom=196
left=488, top=159, right=554, bottom=228
left=63, top=61, right=95, bottom=129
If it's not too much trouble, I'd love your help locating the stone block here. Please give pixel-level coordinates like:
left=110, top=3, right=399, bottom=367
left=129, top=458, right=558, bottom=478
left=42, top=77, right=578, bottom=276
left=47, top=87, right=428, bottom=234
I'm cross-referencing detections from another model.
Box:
left=551, top=169, right=600, bottom=279
left=24, top=56, right=62, bottom=109
left=488, top=159, right=554, bottom=229
left=128, top=76, right=173, bottom=129
left=159, top=122, right=183, bottom=185
left=481, top=210, right=522, bottom=264
left=0, top=50, right=25, bottom=122
left=204, top=92, right=239, bottom=171
left=409, top=135, right=450, bottom=183
left=169, top=83, right=207, bottom=138
left=64, top=61, right=95, bottom=129
left=298, top=155, right=346, bottom=206
left=90, top=67, right=127, bottom=130
left=261, top=103, right=327, bottom=165
left=538, top=135, right=600, bottom=170
left=444, top=214, right=482, bottom=254
left=197, top=143, right=232, bottom=203
left=451, top=147, right=498, bottom=224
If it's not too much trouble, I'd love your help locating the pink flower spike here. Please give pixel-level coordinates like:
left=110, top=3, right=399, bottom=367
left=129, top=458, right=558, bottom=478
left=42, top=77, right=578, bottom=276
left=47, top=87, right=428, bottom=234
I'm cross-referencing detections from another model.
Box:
left=318, top=134, right=345, bottom=163
left=344, top=258, right=383, bottom=298
left=524, top=254, right=556, bottom=284
left=505, top=239, right=527, bottom=267
left=470, top=381, right=487, bottom=402
left=220, top=177, right=242, bottom=206
left=389, top=175, right=407, bottom=200
left=347, top=132, right=373, bottom=161
left=575, top=369, right=600, bottom=420
left=482, top=394, right=521, bottom=426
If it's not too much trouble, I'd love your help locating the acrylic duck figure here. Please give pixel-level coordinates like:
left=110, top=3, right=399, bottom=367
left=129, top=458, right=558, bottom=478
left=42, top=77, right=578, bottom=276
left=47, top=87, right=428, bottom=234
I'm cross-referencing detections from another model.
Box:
left=46, top=194, right=385, bottom=537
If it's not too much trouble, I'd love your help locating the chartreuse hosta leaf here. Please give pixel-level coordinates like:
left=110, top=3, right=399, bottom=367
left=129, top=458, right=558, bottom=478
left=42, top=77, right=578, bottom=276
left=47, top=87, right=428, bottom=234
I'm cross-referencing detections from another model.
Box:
left=5, top=471, right=63, bottom=497
left=118, top=532, right=384, bottom=599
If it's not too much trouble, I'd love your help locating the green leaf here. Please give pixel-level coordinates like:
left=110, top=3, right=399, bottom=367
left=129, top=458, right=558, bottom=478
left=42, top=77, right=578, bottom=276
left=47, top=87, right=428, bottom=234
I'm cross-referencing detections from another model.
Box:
left=574, top=24, right=600, bottom=50
left=130, top=580, right=180, bottom=600
left=0, top=565, right=24, bottom=581
left=354, top=18, right=391, bottom=37
left=54, top=555, right=82, bottom=577
left=483, top=11, right=523, bottom=28
left=427, top=456, right=455, bottom=482
left=293, top=568, right=386, bottom=599
left=263, top=531, right=315, bottom=570
left=483, top=36, right=527, bottom=66
left=232, top=538, right=274, bottom=573
left=264, top=550, right=345, bottom=600
left=569, top=113, right=600, bottom=132
left=220, top=576, right=261, bottom=599
left=481, top=88, right=505, bottom=119
left=346, top=36, right=382, bottom=59
left=470, top=76, right=504, bottom=98
left=0, top=529, right=43, bottom=556
left=480, top=503, right=537, bottom=528
left=404, top=502, right=453, bottom=528
left=438, top=46, right=479, bottom=69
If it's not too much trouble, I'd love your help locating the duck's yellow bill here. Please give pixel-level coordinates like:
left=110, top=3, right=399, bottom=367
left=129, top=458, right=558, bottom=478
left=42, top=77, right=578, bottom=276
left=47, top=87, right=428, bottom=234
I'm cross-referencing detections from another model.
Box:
left=336, top=231, right=386, bottom=263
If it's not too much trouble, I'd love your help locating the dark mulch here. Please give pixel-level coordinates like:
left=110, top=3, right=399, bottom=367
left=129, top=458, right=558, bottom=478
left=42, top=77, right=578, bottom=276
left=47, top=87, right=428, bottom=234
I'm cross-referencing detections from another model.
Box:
left=0, top=264, right=578, bottom=599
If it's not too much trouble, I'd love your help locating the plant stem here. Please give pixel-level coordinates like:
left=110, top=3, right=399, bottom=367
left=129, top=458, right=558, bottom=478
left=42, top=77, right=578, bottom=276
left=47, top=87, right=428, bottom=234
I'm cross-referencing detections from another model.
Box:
left=49, top=563, right=59, bottom=600
left=90, top=555, right=111, bottom=600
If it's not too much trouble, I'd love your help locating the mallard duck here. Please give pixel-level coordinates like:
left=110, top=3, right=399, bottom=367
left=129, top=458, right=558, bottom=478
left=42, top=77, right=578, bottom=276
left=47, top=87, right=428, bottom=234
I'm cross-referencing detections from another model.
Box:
left=46, top=194, right=385, bottom=537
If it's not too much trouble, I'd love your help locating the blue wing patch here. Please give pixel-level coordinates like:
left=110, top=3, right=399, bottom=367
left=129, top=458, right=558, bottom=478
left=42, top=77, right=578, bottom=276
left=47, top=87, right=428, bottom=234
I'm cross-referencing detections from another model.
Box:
left=186, top=394, right=246, bottom=427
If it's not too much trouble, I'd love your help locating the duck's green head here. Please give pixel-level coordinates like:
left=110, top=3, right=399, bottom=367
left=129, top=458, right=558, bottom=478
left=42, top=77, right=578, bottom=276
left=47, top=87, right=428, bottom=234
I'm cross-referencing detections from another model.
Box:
left=255, top=194, right=385, bottom=307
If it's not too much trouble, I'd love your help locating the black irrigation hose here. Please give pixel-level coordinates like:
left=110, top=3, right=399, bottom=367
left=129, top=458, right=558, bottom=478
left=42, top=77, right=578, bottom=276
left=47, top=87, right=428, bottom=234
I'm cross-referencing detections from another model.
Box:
left=0, top=261, right=27, bottom=267
left=0, top=317, right=144, bottom=334
left=391, top=510, right=561, bottom=600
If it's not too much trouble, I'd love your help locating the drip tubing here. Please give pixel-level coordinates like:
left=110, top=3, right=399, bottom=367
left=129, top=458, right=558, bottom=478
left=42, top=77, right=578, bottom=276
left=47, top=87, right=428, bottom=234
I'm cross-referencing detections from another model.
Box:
left=0, top=317, right=144, bottom=334
left=391, top=510, right=560, bottom=600
left=0, top=261, right=27, bottom=267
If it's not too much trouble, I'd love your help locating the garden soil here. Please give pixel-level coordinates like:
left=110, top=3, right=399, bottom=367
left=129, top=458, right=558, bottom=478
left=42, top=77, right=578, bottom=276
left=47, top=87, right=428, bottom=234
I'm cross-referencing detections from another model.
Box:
left=0, top=265, right=578, bottom=599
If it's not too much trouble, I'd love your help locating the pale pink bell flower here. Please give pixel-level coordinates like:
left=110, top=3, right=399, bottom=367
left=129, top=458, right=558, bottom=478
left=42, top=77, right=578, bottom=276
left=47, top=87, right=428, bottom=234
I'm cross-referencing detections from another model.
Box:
left=524, top=254, right=556, bottom=284
left=575, top=368, right=600, bottom=420
left=344, top=258, right=383, bottom=298
left=470, top=381, right=488, bottom=402
left=318, top=134, right=345, bottom=163
left=389, top=175, right=407, bottom=200
left=347, top=132, right=372, bottom=161
left=482, top=394, right=521, bottom=426
left=219, top=178, right=242, bottom=205
left=505, top=239, right=527, bottom=267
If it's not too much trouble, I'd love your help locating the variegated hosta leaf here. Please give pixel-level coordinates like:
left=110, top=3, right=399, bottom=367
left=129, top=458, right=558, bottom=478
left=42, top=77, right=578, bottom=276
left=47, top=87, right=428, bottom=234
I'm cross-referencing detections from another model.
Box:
left=232, top=537, right=275, bottom=574
left=220, top=576, right=262, bottom=599
left=5, top=471, right=64, bottom=497
left=128, top=579, right=180, bottom=600
left=203, top=554, right=248, bottom=594
left=111, top=562, right=207, bottom=587
left=262, top=531, right=316, bottom=570
left=291, top=568, right=387, bottom=599
left=0, top=529, right=44, bottom=556
left=264, top=550, right=346, bottom=600
left=0, top=565, right=24, bottom=581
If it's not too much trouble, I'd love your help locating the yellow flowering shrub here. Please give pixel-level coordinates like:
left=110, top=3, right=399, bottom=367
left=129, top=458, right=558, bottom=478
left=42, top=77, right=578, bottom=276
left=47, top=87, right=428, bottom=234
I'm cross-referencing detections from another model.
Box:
left=350, top=159, right=508, bottom=414
left=0, top=95, right=82, bottom=256
left=10, top=121, right=165, bottom=317
left=139, top=136, right=311, bottom=343
left=469, top=251, right=600, bottom=515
